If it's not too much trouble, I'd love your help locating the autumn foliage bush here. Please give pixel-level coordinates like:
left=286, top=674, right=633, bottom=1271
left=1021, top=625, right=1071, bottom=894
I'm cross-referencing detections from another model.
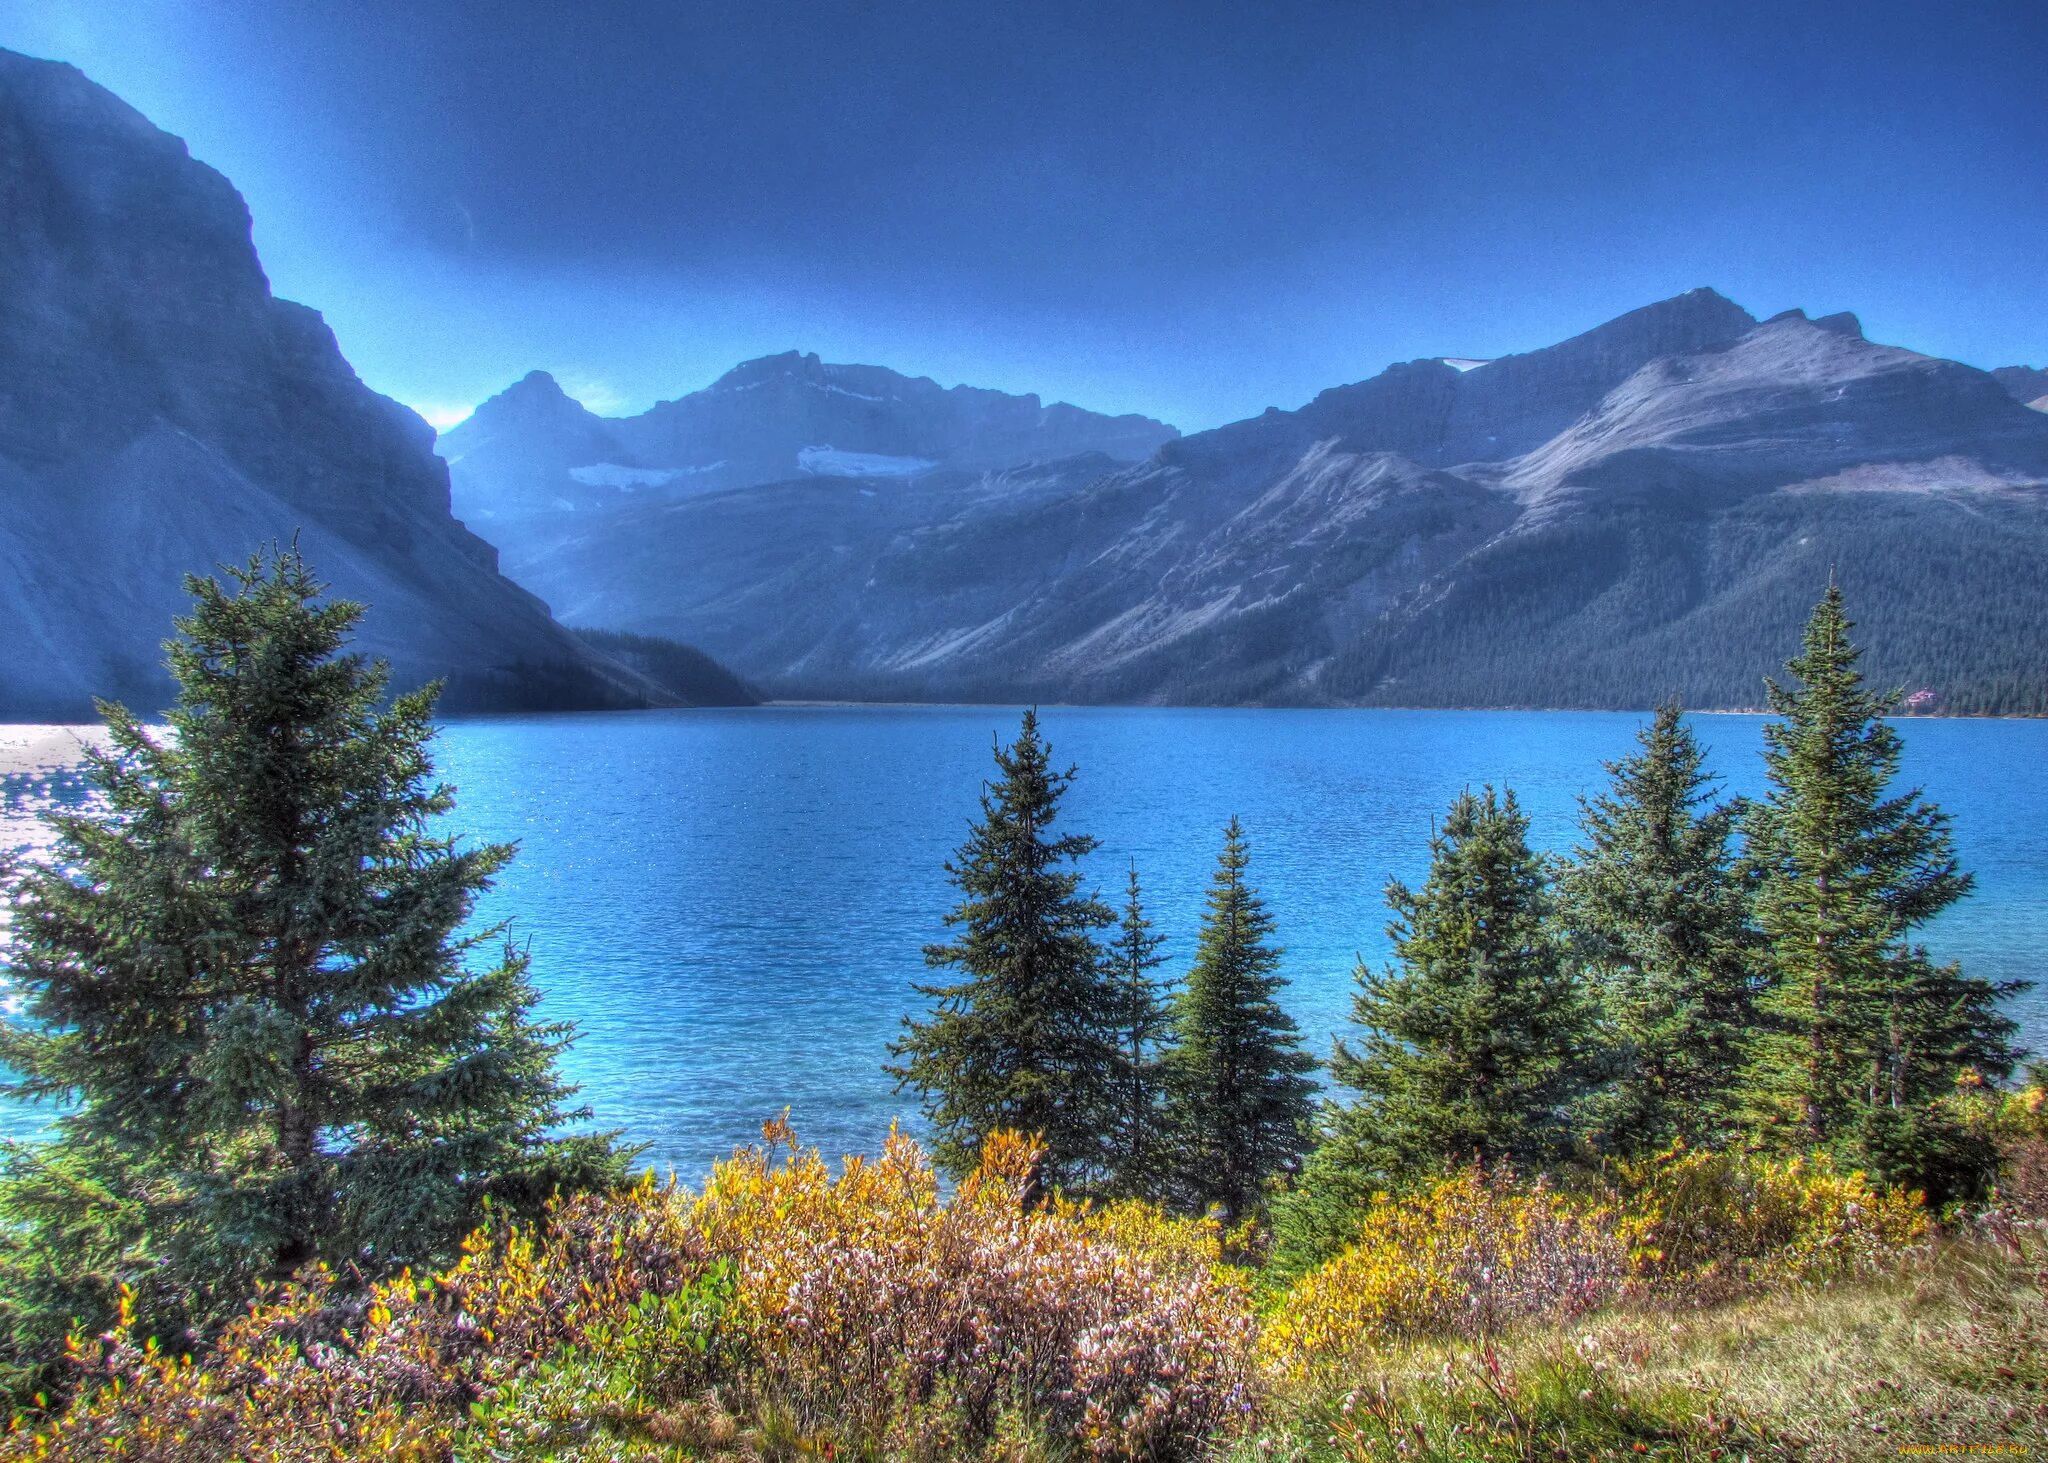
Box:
left=1259, top=1170, right=1627, bottom=1384
left=1258, top=1148, right=1930, bottom=1386
left=1, top=1171, right=712, bottom=1462
left=1612, top=1143, right=1930, bottom=1295
left=2, top=1125, right=1256, bottom=1462
left=1, top=1130, right=1940, bottom=1462
left=690, top=1121, right=1256, bottom=1454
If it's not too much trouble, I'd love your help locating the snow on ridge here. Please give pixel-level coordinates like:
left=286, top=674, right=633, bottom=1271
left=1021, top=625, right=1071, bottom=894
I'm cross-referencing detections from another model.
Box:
left=568, top=462, right=720, bottom=488
left=796, top=446, right=937, bottom=477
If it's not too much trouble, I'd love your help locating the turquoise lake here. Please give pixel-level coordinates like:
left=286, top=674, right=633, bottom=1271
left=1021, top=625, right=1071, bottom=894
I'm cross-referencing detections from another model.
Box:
left=4, top=707, right=2044, bottom=1174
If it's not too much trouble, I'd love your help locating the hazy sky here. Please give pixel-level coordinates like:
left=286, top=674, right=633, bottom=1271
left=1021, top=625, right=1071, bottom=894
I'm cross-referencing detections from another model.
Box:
left=3, top=0, right=2044, bottom=431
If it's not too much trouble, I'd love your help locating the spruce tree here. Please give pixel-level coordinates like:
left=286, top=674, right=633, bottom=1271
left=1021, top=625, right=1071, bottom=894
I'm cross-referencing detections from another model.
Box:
left=1335, top=788, right=1591, bottom=1170
left=1558, top=703, right=1759, bottom=1153
left=0, top=548, right=622, bottom=1386
left=1105, top=862, right=1173, bottom=1200
left=888, top=710, right=1117, bottom=1190
left=1743, top=585, right=2023, bottom=1172
left=1162, top=818, right=1315, bottom=1223
left=1275, top=787, right=1593, bottom=1273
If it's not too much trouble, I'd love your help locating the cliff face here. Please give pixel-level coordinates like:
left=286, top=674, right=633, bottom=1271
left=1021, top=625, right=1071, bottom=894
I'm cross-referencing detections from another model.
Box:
left=0, top=49, right=655, bottom=717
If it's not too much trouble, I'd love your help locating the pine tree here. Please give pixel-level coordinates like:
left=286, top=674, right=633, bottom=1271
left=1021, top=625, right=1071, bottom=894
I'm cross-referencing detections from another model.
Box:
left=1105, top=862, right=1173, bottom=1201
left=1274, top=787, right=1593, bottom=1274
left=1558, top=703, right=1759, bottom=1154
left=888, top=710, right=1117, bottom=1190
left=0, top=548, right=623, bottom=1387
left=1097, top=860, right=1179, bottom=1188
left=1743, top=584, right=2024, bottom=1168
left=1336, top=787, right=1592, bottom=1172
left=1162, top=818, right=1315, bottom=1223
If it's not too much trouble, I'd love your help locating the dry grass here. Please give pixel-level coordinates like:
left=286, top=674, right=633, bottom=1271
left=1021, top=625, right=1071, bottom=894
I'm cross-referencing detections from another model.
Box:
left=1245, top=1232, right=2048, bottom=1462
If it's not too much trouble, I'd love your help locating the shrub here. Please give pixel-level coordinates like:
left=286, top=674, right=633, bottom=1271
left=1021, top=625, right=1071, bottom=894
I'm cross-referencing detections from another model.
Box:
left=2, top=1177, right=712, bottom=1462
left=691, top=1121, right=1258, bottom=1456
left=1950, top=1078, right=2048, bottom=1220
left=3, top=1127, right=1256, bottom=1462
left=1259, top=1169, right=1626, bottom=1384
left=1612, top=1143, right=1928, bottom=1295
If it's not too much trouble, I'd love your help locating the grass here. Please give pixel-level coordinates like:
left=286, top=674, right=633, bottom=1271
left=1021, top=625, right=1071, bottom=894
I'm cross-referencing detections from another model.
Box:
left=1240, top=1235, right=2048, bottom=1463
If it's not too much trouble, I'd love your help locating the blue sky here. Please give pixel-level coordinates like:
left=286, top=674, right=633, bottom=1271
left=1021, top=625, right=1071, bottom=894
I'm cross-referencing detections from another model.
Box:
left=3, top=0, right=2044, bottom=432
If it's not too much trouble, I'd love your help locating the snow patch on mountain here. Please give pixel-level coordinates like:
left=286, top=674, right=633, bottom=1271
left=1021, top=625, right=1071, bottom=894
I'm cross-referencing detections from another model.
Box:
left=568, top=463, right=700, bottom=488
left=797, top=446, right=938, bottom=477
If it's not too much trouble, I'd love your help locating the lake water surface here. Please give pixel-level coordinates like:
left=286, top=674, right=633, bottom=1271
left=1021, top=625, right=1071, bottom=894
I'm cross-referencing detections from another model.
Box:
left=4, top=707, right=2044, bottom=1174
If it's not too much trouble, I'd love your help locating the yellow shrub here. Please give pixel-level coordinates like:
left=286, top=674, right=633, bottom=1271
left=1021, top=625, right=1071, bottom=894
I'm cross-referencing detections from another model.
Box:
left=691, top=1122, right=1258, bottom=1455
left=5, top=1127, right=1257, bottom=1462
left=3, top=1176, right=709, bottom=1462
left=1259, top=1170, right=1625, bottom=1384
left=1614, top=1144, right=1928, bottom=1292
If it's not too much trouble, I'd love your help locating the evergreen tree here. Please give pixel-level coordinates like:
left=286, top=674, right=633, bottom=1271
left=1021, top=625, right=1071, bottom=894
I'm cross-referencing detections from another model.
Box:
left=888, top=710, right=1117, bottom=1190
left=1275, top=787, right=1593, bottom=1273
left=1104, top=863, right=1174, bottom=1200
left=1558, top=703, right=1759, bottom=1153
left=1743, top=585, right=2024, bottom=1168
left=1162, top=818, right=1315, bottom=1223
left=1335, top=788, right=1592, bottom=1169
left=0, top=548, right=622, bottom=1389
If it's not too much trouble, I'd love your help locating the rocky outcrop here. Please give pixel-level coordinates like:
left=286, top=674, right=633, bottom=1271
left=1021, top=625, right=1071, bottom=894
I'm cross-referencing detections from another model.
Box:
left=1994, top=365, right=2048, bottom=412
left=503, top=293, right=2048, bottom=713
left=0, top=49, right=669, bottom=717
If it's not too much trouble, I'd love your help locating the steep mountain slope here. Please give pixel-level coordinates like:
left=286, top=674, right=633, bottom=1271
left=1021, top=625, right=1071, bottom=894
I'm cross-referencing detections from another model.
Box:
left=440, top=352, right=1179, bottom=534
left=504, top=291, right=2048, bottom=712
left=0, top=49, right=685, bottom=718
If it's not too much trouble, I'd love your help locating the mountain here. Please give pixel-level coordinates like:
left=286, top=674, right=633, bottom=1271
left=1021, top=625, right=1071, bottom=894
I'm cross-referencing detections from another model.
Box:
left=0, top=49, right=738, bottom=718
left=1994, top=365, right=2048, bottom=411
left=439, top=353, right=1179, bottom=529
left=496, top=290, right=2048, bottom=713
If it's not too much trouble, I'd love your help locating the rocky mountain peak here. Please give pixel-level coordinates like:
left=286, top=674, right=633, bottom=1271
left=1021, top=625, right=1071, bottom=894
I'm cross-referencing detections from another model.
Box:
left=447, top=348, right=1179, bottom=522
left=1763, top=307, right=1865, bottom=339
left=1992, top=365, right=2048, bottom=411
left=468, top=369, right=606, bottom=430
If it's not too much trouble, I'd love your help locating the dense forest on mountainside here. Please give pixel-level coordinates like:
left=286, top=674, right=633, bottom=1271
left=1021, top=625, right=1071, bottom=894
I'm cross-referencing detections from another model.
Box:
left=571, top=629, right=761, bottom=707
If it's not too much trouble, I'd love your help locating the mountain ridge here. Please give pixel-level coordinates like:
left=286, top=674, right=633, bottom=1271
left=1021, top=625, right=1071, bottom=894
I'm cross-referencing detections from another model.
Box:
left=442, top=351, right=1180, bottom=525
left=492, top=290, right=2048, bottom=714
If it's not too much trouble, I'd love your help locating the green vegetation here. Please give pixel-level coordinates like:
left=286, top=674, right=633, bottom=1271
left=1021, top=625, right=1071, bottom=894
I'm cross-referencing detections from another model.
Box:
left=0, top=548, right=625, bottom=1403
left=1, top=566, right=2041, bottom=1460
left=1558, top=701, right=1759, bottom=1154
left=1161, top=818, right=1316, bottom=1224
left=1103, top=862, right=1174, bottom=1202
left=887, top=709, right=1121, bottom=1189
left=1274, top=787, right=1593, bottom=1276
left=1743, top=584, right=2021, bottom=1199
left=570, top=627, right=761, bottom=707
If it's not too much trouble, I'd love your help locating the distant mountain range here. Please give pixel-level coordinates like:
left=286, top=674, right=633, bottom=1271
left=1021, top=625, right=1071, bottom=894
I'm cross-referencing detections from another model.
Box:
left=5, top=48, right=2045, bottom=718
left=0, top=49, right=753, bottom=719
left=440, top=354, right=1178, bottom=526
left=464, top=292, right=2048, bottom=713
